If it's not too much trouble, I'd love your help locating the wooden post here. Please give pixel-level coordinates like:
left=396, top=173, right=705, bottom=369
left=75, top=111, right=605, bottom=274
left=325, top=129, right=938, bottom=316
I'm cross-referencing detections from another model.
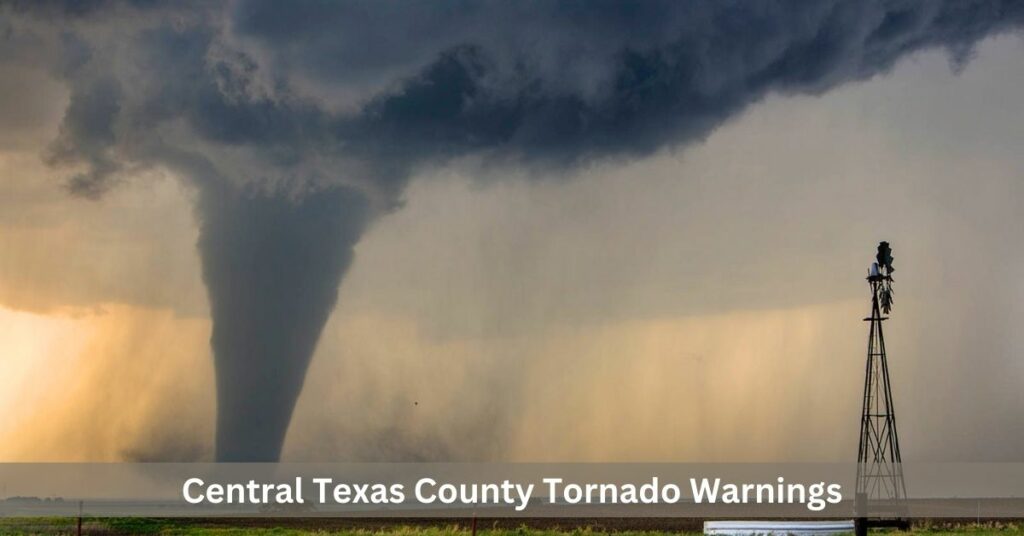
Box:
left=77, top=500, right=83, bottom=536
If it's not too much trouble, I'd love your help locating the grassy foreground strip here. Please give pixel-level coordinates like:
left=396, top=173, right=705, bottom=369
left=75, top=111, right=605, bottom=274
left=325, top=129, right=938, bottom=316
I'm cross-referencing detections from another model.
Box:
left=1, top=519, right=1023, bottom=535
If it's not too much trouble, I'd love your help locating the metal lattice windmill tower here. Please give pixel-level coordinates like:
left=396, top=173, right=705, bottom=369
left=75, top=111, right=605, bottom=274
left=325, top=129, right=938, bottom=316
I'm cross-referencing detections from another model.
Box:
left=856, top=241, right=907, bottom=512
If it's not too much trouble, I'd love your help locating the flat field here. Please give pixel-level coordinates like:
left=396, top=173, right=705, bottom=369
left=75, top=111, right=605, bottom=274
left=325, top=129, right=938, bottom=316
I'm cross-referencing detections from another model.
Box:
left=1, top=519, right=1023, bottom=536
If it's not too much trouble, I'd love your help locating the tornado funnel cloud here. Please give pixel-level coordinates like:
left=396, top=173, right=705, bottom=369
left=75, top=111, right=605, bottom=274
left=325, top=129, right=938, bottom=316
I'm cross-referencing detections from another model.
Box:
left=197, top=185, right=372, bottom=462
left=16, top=0, right=1024, bottom=462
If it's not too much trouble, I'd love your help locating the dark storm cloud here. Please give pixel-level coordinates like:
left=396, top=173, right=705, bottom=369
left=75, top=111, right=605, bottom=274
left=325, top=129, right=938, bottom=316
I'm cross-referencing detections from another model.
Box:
left=6, top=0, right=1023, bottom=461
left=237, top=0, right=1024, bottom=169
left=35, top=1, right=1024, bottom=196
left=45, top=74, right=123, bottom=198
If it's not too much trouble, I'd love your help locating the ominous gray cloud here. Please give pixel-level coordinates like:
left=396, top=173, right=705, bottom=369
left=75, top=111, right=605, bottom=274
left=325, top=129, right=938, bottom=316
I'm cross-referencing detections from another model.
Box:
left=4, top=0, right=1023, bottom=461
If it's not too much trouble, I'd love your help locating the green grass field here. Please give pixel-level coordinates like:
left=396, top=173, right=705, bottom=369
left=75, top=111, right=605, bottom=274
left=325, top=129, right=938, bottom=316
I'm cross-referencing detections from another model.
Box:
left=1, top=519, right=1023, bottom=536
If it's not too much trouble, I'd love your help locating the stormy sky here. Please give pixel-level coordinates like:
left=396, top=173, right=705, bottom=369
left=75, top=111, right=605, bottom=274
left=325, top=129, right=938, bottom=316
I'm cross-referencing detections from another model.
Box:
left=0, top=1, right=1023, bottom=462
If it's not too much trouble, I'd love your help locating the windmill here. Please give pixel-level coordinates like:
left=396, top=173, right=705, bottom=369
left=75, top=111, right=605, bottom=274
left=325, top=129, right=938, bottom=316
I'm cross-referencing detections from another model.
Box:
left=855, top=241, right=908, bottom=535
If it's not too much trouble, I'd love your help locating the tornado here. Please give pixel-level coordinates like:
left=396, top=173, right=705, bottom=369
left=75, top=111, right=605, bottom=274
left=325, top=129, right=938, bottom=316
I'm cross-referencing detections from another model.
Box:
left=197, top=183, right=372, bottom=461
left=16, top=0, right=1024, bottom=462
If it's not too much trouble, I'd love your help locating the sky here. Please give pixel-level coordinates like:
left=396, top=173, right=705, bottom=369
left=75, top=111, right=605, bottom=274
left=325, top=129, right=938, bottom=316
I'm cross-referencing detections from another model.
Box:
left=0, top=1, right=1022, bottom=462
